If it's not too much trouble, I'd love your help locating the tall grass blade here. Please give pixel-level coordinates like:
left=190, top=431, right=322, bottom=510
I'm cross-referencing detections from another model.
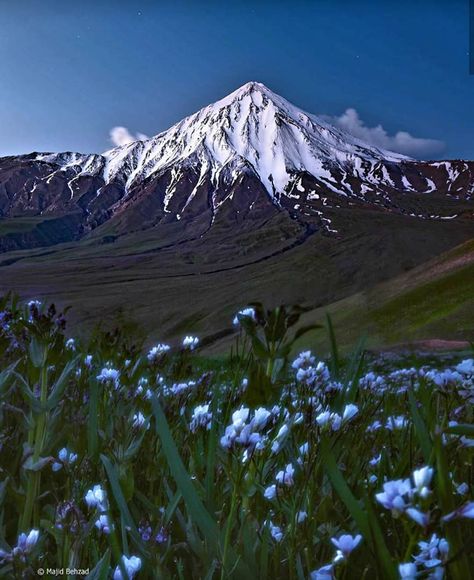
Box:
left=86, top=549, right=111, bottom=580
left=325, top=314, right=340, bottom=379
left=407, top=389, right=432, bottom=463
left=100, top=454, right=146, bottom=556
left=151, top=395, right=219, bottom=546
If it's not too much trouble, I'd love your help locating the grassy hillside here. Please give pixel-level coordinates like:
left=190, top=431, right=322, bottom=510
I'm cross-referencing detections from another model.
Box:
left=296, top=239, right=474, bottom=354
left=0, top=209, right=472, bottom=352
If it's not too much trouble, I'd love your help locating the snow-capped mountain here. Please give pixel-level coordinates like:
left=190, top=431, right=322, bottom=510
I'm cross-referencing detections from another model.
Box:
left=0, top=81, right=472, bottom=250
left=39, top=81, right=409, bottom=192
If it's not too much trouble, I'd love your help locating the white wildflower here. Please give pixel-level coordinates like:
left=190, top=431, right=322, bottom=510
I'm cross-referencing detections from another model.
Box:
left=412, top=466, right=433, bottom=499
left=310, top=564, right=334, bottom=579
left=147, top=343, right=170, bottom=362
left=406, top=508, right=430, bottom=527
left=132, top=411, right=148, bottom=429
left=275, top=463, right=295, bottom=487
left=189, top=404, right=212, bottom=432
left=264, top=484, right=277, bottom=501
left=182, top=336, right=199, bottom=350
left=96, top=367, right=120, bottom=388
left=233, top=307, right=256, bottom=326
left=398, top=562, right=418, bottom=579
left=375, top=479, right=413, bottom=515
left=65, top=338, right=76, bottom=351
left=455, top=359, right=474, bottom=376
left=95, top=514, right=113, bottom=535
left=52, top=447, right=77, bottom=471
left=330, top=534, right=362, bottom=559
left=113, top=555, right=142, bottom=580
left=414, top=534, right=449, bottom=569
left=85, top=484, right=108, bottom=511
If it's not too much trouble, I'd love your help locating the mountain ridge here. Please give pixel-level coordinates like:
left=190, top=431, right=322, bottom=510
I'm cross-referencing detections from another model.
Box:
left=0, top=81, right=472, bottom=251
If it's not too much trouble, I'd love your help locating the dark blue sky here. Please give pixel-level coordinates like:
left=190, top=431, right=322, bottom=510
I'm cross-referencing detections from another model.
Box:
left=0, top=1, right=471, bottom=159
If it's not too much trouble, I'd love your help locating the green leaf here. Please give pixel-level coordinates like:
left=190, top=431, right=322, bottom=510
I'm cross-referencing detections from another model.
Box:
left=46, top=357, right=78, bottom=410
left=100, top=454, right=147, bottom=556
left=164, top=489, right=182, bottom=526
left=407, top=389, right=432, bottom=463
left=0, top=477, right=9, bottom=507
left=0, top=361, right=18, bottom=396
left=365, top=495, right=397, bottom=580
left=259, top=524, right=270, bottom=580
left=326, top=314, right=340, bottom=379
left=321, top=438, right=396, bottom=579
left=434, top=433, right=471, bottom=579
left=320, top=438, right=369, bottom=537
left=87, top=380, right=100, bottom=460
left=13, top=372, right=42, bottom=413
left=445, top=424, right=474, bottom=437
left=344, top=336, right=366, bottom=402
left=29, top=337, right=47, bottom=368
left=205, top=388, right=223, bottom=511
left=123, top=424, right=149, bottom=461
left=86, top=550, right=111, bottom=580
left=251, top=335, right=268, bottom=359
left=151, top=396, right=219, bottom=545
left=151, top=396, right=251, bottom=577
left=23, top=455, right=53, bottom=471
left=270, top=358, right=285, bottom=383
left=203, top=560, right=218, bottom=580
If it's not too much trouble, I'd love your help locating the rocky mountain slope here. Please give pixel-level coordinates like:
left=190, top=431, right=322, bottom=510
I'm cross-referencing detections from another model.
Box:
left=0, top=82, right=472, bottom=252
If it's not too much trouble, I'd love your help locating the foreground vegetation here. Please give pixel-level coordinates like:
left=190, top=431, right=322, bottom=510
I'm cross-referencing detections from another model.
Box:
left=0, top=295, right=473, bottom=579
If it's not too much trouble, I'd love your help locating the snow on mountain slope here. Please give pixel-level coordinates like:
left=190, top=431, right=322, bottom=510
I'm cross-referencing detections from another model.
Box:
left=37, top=82, right=411, bottom=194
left=0, top=82, right=472, bottom=238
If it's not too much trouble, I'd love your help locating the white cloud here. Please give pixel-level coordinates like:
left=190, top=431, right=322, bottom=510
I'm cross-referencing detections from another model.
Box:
left=322, top=108, right=445, bottom=158
left=109, top=126, right=148, bottom=147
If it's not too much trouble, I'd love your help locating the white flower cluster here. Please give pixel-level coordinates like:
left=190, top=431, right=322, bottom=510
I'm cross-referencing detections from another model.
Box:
left=135, top=377, right=153, bottom=399
left=220, top=407, right=272, bottom=453
left=113, top=555, right=142, bottom=580
left=359, top=362, right=474, bottom=399
left=292, top=352, right=342, bottom=394
left=147, top=343, right=171, bottom=362
left=233, top=307, right=257, bottom=326
left=96, top=367, right=120, bottom=389
left=84, top=484, right=113, bottom=535
left=399, top=534, right=449, bottom=578
left=315, top=404, right=358, bottom=431
left=189, top=404, right=213, bottom=433
left=376, top=466, right=433, bottom=525
left=367, top=415, right=410, bottom=433
left=65, top=338, right=76, bottom=351
left=182, top=336, right=199, bottom=350
left=132, top=411, right=149, bottom=429
left=161, top=379, right=197, bottom=397
left=264, top=462, right=296, bottom=500
left=311, top=534, right=362, bottom=579
left=0, top=529, right=39, bottom=563
left=265, top=520, right=283, bottom=542
left=52, top=447, right=78, bottom=472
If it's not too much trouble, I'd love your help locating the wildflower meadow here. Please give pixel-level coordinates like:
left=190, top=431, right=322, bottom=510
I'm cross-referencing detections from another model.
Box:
left=0, top=295, right=473, bottom=579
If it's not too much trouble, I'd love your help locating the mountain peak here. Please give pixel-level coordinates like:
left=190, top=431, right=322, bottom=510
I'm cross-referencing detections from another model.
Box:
left=36, top=80, right=413, bottom=203
left=237, top=80, right=267, bottom=92
left=2, top=82, right=471, bottom=245
left=211, top=80, right=283, bottom=111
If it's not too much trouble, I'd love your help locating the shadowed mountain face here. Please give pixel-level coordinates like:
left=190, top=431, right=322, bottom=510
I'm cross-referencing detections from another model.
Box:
left=0, top=82, right=472, bottom=346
